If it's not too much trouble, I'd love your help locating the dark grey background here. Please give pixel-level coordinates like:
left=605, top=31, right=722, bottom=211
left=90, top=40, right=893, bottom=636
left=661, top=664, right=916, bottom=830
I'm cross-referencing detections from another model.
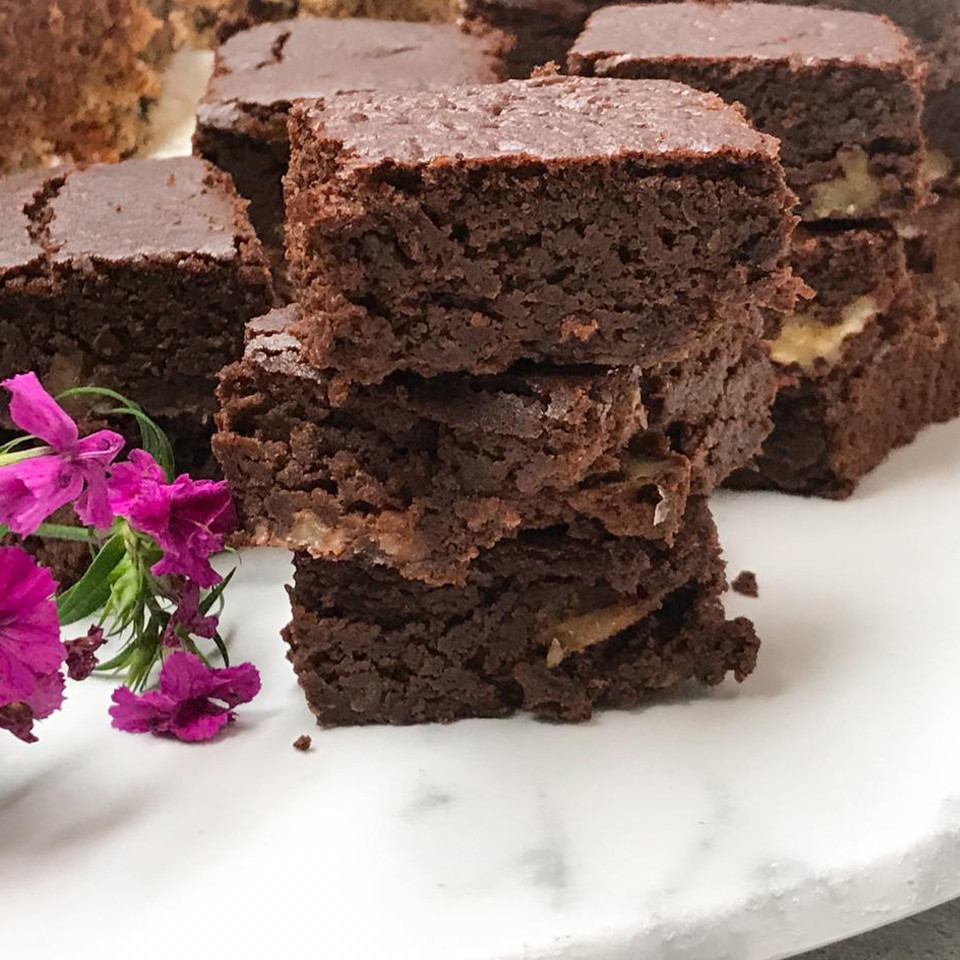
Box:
left=798, top=901, right=958, bottom=958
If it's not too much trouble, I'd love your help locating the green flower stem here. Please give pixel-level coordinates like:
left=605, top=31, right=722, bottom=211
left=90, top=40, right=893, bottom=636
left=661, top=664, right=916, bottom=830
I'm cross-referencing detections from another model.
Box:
left=34, top=523, right=101, bottom=545
left=0, top=446, right=48, bottom=467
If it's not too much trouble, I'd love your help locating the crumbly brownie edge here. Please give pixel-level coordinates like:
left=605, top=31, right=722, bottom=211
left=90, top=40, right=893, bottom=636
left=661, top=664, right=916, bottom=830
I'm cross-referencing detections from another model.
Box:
left=215, top=309, right=774, bottom=584
left=286, top=143, right=799, bottom=381
left=282, top=499, right=760, bottom=725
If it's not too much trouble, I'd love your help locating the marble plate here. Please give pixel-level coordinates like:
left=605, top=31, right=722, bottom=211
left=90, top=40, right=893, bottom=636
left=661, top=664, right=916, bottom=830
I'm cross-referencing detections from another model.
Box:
left=4, top=51, right=960, bottom=960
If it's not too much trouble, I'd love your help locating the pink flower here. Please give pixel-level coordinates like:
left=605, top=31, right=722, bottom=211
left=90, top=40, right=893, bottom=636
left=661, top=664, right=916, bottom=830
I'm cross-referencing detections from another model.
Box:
left=0, top=672, right=66, bottom=743
left=161, top=581, right=219, bottom=648
left=0, top=546, right=65, bottom=708
left=109, top=651, right=260, bottom=742
left=109, top=451, right=235, bottom=588
left=0, top=373, right=123, bottom=534
left=65, top=625, right=106, bottom=682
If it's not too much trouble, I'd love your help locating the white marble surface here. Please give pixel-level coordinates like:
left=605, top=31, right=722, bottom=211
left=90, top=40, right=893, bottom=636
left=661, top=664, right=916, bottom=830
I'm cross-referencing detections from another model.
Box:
left=4, top=48, right=960, bottom=960
left=4, top=418, right=960, bottom=960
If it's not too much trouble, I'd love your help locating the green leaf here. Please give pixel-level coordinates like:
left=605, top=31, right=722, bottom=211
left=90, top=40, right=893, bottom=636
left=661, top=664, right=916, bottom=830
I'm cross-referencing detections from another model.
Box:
left=107, top=406, right=176, bottom=482
left=211, top=631, right=230, bottom=667
left=57, top=535, right=126, bottom=626
left=199, top=568, right=236, bottom=616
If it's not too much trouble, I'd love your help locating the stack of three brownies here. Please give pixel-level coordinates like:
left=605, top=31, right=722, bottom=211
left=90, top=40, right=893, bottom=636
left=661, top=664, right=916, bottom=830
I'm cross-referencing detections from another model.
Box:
left=571, top=2, right=951, bottom=498
left=214, top=69, right=803, bottom=725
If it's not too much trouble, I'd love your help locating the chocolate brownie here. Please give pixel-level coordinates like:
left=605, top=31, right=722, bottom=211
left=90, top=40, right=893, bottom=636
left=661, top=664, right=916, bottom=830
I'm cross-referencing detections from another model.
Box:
left=193, top=18, right=505, bottom=284
left=728, top=221, right=946, bottom=497
left=286, top=74, right=799, bottom=384
left=569, top=2, right=928, bottom=221
left=0, top=157, right=273, bottom=463
left=283, top=497, right=759, bottom=725
left=902, top=194, right=960, bottom=421
left=716, top=0, right=960, bottom=187
left=769, top=225, right=909, bottom=371
left=733, top=297, right=945, bottom=498
left=0, top=0, right=161, bottom=174
left=214, top=304, right=774, bottom=584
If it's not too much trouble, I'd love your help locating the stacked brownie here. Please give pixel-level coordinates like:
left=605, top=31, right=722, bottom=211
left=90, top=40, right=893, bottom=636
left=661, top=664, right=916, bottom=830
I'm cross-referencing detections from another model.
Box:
left=215, top=72, right=803, bottom=724
left=571, top=2, right=947, bottom=497
left=193, top=18, right=506, bottom=285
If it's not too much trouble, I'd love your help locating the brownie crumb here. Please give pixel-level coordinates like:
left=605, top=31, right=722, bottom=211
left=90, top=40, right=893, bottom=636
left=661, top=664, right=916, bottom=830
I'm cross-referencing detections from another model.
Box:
left=732, top=571, right=759, bottom=598
left=293, top=734, right=312, bottom=751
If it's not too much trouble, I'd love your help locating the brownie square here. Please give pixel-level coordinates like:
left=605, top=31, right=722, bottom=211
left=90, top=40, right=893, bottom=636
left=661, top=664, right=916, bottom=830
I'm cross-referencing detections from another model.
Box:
left=285, top=73, right=799, bottom=384
left=0, top=156, right=273, bottom=467
left=193, top=17, right=505, bottom=281
left=283, top=497, right=759, bottom=725
left=769, top=225, right=910, bottom=371
left=719, top=0, right=960, bottom=187
left=569, top=2, right=928, bottom=221
left=728, top=222, right=951, bottom=498
left=0, top=0, right=161, bottom=175
left=214, top=304, right=774, bottom=583
left=734, top=299, right=945, bottom=499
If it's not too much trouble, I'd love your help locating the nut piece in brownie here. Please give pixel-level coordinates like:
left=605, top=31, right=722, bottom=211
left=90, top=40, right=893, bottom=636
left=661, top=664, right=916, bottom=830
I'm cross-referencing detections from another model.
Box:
left=0, top=0, right=161, bottom=174
left=769, top=226, right=909, bottom=373
left=734, top=299, right=945, bottom=498
left=285, top=74, right=799, bottom=383
left=569, top=2, right=928, bottom=221
left=193, top=18, right=505, bottom=279
left=0, top=157, right=272, bottom=468
left=730, top=225, right=949, bottom=498
left=215, top=305, right=775, bottom=584
left=283, top=497, right=760, bottom=725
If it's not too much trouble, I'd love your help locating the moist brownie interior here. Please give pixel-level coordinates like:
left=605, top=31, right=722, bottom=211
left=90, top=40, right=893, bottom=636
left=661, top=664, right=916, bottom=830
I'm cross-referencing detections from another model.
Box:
left=284, top=497, right=760, bottom=725
left=215, top=304, right=774, bottom=583
left=286, top=74, right=799, bottom=383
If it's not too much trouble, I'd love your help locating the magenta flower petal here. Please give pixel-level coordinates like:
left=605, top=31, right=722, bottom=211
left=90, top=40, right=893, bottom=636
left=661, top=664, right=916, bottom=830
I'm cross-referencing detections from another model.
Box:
left=169, top=707, right=233, bottom=743
left=110, top=652, right=260, bottom=743
left=110, top=451, right=236, bottom=588
left=108, top=449, right=166, bottom=514
left=0, top=547, right=64, bottom=708
left=0, top=377, right=124, bottom=536
left=3, top=372, right=78, bottom=449
left=0, top=455, right=83, bottom=536
left=109, top=687, right=176, bottom=734
left=25, top=670, right=66, bottom=720
left=162, top=582, right=219, bottom=647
